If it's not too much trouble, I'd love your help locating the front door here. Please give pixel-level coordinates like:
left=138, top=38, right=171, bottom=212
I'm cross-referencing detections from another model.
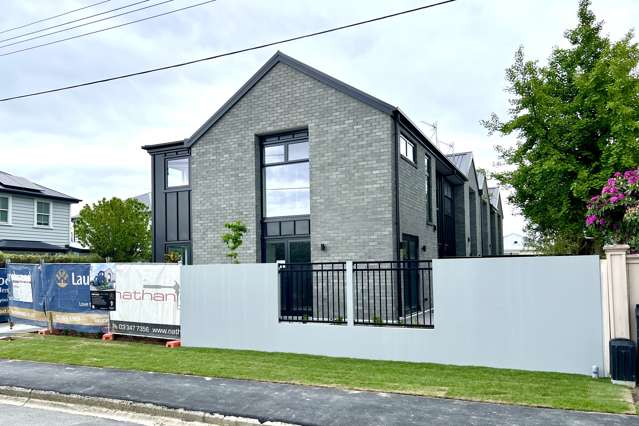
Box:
left=436, top=175, right=456, bottom=257
left=401, top=234, right=420, bottom=315
left=267, top=239, right=312, bottom=317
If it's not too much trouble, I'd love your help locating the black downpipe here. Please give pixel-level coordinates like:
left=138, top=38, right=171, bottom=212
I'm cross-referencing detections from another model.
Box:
left=393, top=111, right=401, bottom=262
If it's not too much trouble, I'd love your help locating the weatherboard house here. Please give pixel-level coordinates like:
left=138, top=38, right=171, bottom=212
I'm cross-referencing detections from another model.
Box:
left=0, top=171, right=80, bottom=254
left=143, top=51, right=503, bottom=264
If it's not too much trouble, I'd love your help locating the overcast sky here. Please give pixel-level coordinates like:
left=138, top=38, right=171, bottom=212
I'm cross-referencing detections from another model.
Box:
left=1, top=0, right=638, bottom=239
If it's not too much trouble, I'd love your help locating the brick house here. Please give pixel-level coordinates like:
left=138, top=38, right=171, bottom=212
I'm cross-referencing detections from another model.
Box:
left=143, top=51, right=503, bottom=265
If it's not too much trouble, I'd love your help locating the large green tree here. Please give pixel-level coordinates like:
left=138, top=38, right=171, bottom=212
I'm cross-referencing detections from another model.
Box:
left=74, top=197, right=151, bottom=261
left=483, top=0, right=639, bottom=254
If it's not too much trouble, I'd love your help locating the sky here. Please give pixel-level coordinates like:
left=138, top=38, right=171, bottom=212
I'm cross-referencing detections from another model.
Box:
left=1, top=0, right=638, bottom=239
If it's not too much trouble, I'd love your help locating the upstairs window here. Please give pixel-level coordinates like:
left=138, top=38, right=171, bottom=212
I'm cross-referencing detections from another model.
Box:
left=166, top=157, right=189, bottom=188
left=0, top=196, right=9, bottom=224
left=35, top=200, right=51, bottom=227
left=262, top=133, right=310, bottom=218
left=425, top=155, right=432, bottom=223
left=400, top=135, right=415, bottom=163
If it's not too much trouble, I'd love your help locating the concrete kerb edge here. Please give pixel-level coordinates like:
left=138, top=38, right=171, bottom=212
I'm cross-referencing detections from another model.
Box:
left=0, top=385, right=297, bottom=426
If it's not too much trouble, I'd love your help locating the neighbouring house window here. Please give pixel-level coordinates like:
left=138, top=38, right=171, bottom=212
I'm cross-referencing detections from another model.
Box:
left=35, top=200, right=51, bottom=227
left=425, top=155, right=432, bottom=223
left=263, top=138, right=310, bottom=217
left=0, top=196, right=9, bottom=224
left=399, top=135, right=415, bottom=163
left=166, top=157, right=189, bottom=188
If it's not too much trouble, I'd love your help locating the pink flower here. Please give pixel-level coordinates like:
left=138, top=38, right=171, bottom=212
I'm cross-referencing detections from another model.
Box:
left=586, top=215, right=597, bottom=225
left=591, top=196, right=599, bottom=202
left=608, top=178, right=617, bottom=185
left=599, top=218, right=606, bottom=225
left=614, top=172, right=622, bottom=177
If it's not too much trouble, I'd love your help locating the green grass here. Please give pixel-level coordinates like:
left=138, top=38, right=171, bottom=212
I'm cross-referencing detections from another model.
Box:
left=0, top=335, right=633, bottom=414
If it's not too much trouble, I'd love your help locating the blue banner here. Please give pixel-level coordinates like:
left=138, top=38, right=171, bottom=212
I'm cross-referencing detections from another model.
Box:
left=6, top=264, right=47, bottom=328
left=41, top=264, right=108, bottom=333
left=0, top=268, right=7, bottom=322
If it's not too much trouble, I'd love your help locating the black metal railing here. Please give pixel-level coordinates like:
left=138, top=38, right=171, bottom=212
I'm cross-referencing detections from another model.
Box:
left=353, top=260, right=433, bottom=328
left=278, top=262, right=346, bottom=324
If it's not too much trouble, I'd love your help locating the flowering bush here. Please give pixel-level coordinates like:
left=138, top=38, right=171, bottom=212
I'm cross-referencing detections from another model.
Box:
left=585, top=168, right=639, bottom=251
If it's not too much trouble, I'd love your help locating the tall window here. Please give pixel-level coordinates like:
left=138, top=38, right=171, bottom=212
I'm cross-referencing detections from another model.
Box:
left=399, top=135, right=415, bottom=163
left=166, top=157, right=189, bottom=188
left=263, top=135, right=309, bottom=217
left=35, top=200, right=51, bottom=227
left=425, top=155, right=432, bottom=222
left=0, top=196, right=9, bottom=224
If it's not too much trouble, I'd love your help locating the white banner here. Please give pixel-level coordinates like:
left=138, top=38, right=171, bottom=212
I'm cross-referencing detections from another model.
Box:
left=9, top=272, right=33, bottom=303
left=111, top=264, right=180, bottom=331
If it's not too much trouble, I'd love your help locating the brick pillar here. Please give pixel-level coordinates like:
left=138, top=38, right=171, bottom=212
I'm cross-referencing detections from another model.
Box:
left=604, top=244, right=631, bottom=340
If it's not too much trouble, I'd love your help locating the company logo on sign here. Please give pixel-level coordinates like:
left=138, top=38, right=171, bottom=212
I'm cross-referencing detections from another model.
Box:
left=56, top=270, right=69, bottom=288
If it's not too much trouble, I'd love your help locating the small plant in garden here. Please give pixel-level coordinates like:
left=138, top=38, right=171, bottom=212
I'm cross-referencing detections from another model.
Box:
left=372, top=315, right=383, bottom=325
left=333, top=316, right=344, bottom=324
left=221, top=220, right=247, bottom=264
left=585, top=168, right=639, bottom=252
left=164, top=251, right=182, bottom=264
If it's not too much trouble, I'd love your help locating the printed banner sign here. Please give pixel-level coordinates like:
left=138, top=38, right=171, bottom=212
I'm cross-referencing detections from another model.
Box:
left=41, top=264, right=109, bottom=333
left=7, top=264, right=46, bottom=327
left=0, top=268, right=7, bottom=322
left=89, top=263, right=116, bottom=311
left=110, top=264, right=180, bottom=339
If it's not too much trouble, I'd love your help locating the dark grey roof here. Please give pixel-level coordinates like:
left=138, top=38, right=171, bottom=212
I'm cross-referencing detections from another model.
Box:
left=185, top=51, right=396, bottom=147
left=0, top=171, right=80, bottom=202
left=0, top=239, right=67, bottom=252
left=142, top=51, right=462, bottom=177
left=488, top=187, right=502, bottom=212
left=445, top=152, right=473, bottom=176
left=132, top=192, right=152, bottom=210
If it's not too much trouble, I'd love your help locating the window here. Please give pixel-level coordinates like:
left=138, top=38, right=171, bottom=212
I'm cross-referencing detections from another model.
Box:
left=399, top=135, right=415, bottom=163
left=166, top=157, right=189, bottom=188
left=35, top=200, right=51, bottom=227
left=425, top=155, right=432, bottom=223
left=166, top=244, right=191, bottom=265
left=263, top=137, right=309, bottom=217
left=0, top=196, right=9, bottom=224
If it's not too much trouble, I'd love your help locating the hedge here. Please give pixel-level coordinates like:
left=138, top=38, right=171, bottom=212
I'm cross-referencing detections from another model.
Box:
left=0, top=252, right=104, bottom=268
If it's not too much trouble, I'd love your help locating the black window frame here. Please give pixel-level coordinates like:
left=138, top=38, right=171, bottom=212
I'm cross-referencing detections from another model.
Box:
left=165, top=156, right=191, bottom=190
left=399, top=134, right=416, bottom=164
left=425, top=154, right=433, bottom=224
left=261, top=131, right=310, bottom=219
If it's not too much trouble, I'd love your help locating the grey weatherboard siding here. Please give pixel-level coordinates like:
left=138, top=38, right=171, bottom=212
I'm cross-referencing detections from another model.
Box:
left=0, top=193, right=71, bottom=247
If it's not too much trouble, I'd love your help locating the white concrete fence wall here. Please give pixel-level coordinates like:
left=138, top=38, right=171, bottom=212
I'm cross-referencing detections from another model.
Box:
left=181, top=256, right=604, bottom=376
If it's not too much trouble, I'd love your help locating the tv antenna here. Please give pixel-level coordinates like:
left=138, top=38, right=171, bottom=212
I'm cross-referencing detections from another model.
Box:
left=420, top=121, right=455, bottom=153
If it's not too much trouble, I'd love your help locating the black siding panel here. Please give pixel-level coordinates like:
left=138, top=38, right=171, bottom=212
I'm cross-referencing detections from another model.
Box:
left=178, top=191, right=190, bottom=241
left=166, top=192, right=178, bottom=242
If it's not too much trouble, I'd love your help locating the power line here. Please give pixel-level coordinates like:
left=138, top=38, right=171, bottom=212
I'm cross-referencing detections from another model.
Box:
left=0, top=0, right=171, bottom=49
left=0, top=0, right=215, bottom=57
left=0, top=0, right=112, bottom=35
left=0, top=0, right=456, bottom=102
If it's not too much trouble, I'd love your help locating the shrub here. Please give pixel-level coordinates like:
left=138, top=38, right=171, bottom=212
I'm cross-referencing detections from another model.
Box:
left=0, top=251, right=103, bottom=268
left=585, top=168, right=639, bottom=252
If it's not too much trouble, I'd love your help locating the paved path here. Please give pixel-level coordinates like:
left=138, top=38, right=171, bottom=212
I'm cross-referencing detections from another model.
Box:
left=0, top=359, right=637, bottom=426
left=0, top=401, right=135, bottom=426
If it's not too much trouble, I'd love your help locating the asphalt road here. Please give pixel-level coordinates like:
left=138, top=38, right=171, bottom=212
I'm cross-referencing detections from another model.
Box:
left=0, top=359, right=638, bottom=426
left=0, top=401, right=136, bottom=426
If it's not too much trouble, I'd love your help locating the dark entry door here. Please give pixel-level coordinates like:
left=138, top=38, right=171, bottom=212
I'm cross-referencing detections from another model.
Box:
left=437, top=175, right=456, bottom=257
left=401, top=234, right=420, bottom=315
left=267, top=239, right=312, bottom=317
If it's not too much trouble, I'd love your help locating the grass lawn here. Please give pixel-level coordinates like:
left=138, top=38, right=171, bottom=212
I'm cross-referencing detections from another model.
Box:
left=0, top=334, right=634, bottom=414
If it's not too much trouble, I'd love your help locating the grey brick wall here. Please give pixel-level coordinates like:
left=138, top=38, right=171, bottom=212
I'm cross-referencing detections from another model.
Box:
left=191, top=62, right=394, bottom=264
left=397, top=140, right=438, bottom=260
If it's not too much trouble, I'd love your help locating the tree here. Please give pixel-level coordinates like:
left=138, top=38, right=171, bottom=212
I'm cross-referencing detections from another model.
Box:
left=221, top=220, right=247, bottom=263
left=74, top=197, right=151, bottom=261
left=483, top=0, right=639, bottom=254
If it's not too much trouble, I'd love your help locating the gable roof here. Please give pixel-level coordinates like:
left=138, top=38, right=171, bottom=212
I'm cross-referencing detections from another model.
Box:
left=445, top=152, right=473, bottom=175
left=0, top=171, right=80, bottom=202
left=185, top=51, right=396, bottom=147
left=476, top=170, right=488, bottom=191
left=488, top=187, right=502, bottom=212
left=142, top=51, right=464, bottom=177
